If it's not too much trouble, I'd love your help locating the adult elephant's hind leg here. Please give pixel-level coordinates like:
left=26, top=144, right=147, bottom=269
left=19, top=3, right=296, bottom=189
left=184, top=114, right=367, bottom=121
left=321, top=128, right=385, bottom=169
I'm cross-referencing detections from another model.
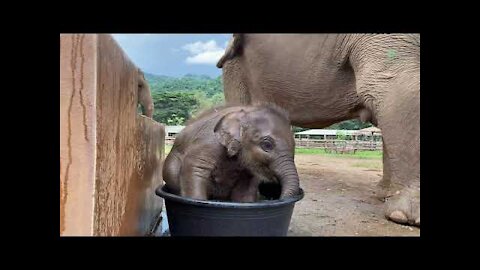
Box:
left=376, top=76, right=420, bottom=227
left=376, top=139, right=391, bottom=199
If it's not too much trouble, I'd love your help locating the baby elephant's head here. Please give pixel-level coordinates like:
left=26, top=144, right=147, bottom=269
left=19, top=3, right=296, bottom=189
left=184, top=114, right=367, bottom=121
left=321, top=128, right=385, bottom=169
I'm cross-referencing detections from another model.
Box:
left=214, top=104, right=300, bottom=198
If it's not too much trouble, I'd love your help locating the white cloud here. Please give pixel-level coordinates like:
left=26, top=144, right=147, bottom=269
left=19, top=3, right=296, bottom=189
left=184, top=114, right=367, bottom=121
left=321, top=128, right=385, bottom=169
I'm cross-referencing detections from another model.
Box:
left=182, top=40, right=226, bottom=65
left=182, top=40, right=221, bottom=54
left=186, top=50, right=226, bottom=64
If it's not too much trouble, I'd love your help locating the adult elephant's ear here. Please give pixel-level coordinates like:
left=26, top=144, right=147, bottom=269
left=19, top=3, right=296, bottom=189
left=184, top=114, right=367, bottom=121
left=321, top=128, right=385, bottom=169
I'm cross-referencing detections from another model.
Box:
left=216, top=34, right=243, bottom=68
left=214, top=110, right=246, bottom=157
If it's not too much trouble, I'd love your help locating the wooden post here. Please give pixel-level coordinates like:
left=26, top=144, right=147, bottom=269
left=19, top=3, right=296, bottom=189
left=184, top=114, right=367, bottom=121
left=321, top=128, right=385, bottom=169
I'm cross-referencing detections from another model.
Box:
left=60, top=34, right=165, bottom=236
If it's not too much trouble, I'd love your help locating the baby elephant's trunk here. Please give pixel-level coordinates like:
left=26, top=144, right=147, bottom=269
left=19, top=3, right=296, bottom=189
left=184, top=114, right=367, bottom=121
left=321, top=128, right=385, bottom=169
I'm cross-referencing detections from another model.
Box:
left=270, top=153, right=300, bottom=198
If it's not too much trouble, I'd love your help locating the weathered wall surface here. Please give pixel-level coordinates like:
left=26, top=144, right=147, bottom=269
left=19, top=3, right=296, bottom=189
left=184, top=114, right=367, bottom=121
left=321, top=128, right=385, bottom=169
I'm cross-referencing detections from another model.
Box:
left=60, top=34, right=98, bottom=235
left=60, top=34, right=164, bottom=236
left=118, top=116, right=165, bottom=235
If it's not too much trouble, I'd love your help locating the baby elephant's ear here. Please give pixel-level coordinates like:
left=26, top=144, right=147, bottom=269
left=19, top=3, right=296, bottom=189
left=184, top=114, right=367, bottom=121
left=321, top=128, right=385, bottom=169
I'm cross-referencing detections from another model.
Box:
left=214, top=110, right=246, bottom=157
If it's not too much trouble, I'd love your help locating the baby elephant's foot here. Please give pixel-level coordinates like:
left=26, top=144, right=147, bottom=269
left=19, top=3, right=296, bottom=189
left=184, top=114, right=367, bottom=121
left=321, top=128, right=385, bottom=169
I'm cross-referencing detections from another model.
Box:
left=385, top=186, right=420, bottom=227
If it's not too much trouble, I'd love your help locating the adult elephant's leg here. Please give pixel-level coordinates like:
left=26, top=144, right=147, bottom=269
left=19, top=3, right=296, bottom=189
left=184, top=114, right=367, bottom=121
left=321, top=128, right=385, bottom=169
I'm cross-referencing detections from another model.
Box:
left=348, top=34, right=420, bottom=226
left=374, top=75, right=420, bottom=226
left=376, top=138, right=391, bottom=199
left=221, top=59, right=252, bottom=106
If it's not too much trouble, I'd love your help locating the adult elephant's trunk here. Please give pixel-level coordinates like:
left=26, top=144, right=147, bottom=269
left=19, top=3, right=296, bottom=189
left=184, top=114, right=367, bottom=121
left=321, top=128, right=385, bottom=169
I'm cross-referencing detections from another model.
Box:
left=271, top=153, right=300, bottom=199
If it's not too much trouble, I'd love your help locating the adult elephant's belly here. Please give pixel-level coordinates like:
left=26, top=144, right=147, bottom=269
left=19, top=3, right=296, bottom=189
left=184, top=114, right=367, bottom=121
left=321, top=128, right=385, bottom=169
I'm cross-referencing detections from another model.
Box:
left=248, top=68, right=361, bottom=128
left=240, top=36, right=361, bottom=128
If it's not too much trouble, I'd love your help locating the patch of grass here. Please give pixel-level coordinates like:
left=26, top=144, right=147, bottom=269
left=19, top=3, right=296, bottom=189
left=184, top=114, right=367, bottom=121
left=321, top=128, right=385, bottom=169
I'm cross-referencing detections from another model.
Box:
left=295, top=148, right=382, bottom=159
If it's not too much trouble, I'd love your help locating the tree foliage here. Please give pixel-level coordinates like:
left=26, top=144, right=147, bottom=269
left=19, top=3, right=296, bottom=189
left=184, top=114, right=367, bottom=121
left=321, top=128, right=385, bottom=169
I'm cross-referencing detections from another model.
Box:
left=146, top=73, right=223, bottom=98
left=151, top=91, right=198, bottom=125
left=292, top=119, right=372, bottom=134
left=326, top=119, right=373, bottom=130
left=147, top=74, right=224, bottom=125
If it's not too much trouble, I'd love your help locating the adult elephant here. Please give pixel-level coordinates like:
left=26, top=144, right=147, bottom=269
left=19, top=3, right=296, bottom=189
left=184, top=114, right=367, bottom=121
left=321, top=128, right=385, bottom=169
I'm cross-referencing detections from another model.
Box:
left=216, top=34, right=420, bottom=226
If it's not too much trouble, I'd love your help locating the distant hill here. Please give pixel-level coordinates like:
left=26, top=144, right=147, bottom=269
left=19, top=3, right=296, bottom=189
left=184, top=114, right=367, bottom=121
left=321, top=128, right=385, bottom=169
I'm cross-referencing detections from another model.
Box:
left=145, top=73, right=223, bottom=97
left=144, top=73, right=172, bottom=81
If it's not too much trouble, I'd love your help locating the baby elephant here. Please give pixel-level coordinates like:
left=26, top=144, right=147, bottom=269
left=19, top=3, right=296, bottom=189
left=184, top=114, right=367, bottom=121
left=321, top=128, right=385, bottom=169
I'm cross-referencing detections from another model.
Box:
left=162, top=104, right=300, bottom=202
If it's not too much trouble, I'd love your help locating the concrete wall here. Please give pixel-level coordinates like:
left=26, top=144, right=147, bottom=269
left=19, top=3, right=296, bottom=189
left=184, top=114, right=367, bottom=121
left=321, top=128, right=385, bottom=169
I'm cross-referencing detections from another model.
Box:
left=60, top=34, right=165, bottom=236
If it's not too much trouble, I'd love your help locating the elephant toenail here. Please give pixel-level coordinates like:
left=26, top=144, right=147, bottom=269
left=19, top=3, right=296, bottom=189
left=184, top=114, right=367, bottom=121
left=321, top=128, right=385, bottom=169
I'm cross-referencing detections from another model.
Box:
left=415, top=217, right=420, bottom=225
left=388, top=210, right=408, bottom=223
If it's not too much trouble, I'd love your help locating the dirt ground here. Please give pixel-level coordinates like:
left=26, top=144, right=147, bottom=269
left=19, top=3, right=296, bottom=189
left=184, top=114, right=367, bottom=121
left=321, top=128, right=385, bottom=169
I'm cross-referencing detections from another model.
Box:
left=287, top=154, right=420, bottom=236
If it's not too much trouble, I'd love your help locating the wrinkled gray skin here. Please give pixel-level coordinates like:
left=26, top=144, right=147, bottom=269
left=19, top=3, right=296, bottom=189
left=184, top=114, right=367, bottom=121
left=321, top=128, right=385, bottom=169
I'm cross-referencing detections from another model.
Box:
left=162, top=104, right=300, bottom=202
left=137, top=68, right=154, bottom=118
left=217, top=34, right=419, bottom=226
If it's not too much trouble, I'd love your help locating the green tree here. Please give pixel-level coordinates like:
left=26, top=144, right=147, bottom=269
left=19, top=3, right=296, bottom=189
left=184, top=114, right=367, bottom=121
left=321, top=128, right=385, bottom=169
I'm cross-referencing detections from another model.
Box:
left=166, top=114, right=185, bottom=125
left=327, top=119, right=372, bottom=130
left=151, top=91, right=199, bottom=125
left=146, top=73, right=224, bottom=97
left=191, top=91, right=213, bottom=117
left=210, top=92, right=225, bottom=106
left=146, top=73, right=225, bottom=125
left=336, top=130, right=347, bottom=140
left=292, top=126, right=309, bottom=133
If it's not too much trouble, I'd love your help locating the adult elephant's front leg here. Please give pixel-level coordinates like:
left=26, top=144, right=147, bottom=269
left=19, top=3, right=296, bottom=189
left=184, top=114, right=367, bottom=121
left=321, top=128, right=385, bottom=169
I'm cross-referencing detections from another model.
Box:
left=221, top=60, right=252, bottom=106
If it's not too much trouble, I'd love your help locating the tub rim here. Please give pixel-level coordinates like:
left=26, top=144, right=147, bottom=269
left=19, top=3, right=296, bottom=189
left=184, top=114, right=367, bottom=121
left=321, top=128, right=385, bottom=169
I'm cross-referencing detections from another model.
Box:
left=155, top=185, right=304, bottom=209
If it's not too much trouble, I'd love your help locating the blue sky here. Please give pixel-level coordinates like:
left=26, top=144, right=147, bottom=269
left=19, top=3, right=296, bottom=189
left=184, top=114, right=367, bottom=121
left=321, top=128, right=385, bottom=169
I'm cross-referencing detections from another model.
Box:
left=112, top=34, right=231, bottom=78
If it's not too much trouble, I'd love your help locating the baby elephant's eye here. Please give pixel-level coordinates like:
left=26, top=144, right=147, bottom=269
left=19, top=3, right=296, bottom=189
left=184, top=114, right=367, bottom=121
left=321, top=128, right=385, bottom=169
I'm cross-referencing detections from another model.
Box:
left=260, top=138, right=274, bottom=152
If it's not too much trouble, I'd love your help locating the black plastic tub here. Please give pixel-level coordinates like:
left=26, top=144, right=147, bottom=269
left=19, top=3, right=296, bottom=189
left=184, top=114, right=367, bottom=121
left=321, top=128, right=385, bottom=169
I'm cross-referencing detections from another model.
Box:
left=155, top=185, right=304, bottom=236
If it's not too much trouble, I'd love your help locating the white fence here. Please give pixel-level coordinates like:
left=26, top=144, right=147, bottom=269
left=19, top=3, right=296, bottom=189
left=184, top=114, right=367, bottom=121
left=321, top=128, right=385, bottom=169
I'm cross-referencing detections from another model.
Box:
left=166, top=136, right=382, bottom=151
left=295, top=139, right=382, bottom=151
